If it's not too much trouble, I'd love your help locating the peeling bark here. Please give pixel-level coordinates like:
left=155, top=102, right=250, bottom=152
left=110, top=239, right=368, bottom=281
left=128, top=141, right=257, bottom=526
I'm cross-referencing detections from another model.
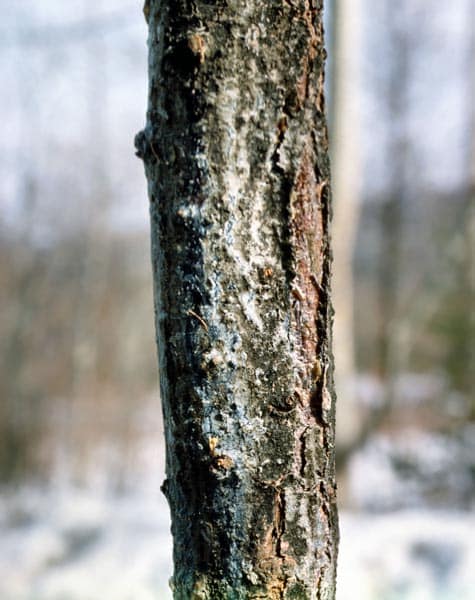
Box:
left=136, top=1, right=338, bottom=597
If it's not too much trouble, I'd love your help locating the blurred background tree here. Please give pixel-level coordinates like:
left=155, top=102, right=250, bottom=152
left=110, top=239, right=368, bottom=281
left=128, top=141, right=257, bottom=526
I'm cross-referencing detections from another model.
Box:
left=0, top=1, right=157, bottom=485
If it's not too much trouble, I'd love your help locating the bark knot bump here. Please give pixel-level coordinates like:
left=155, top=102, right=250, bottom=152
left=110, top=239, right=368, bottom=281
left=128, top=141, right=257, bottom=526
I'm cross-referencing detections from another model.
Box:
left=134, top=129, right=147, bottom=160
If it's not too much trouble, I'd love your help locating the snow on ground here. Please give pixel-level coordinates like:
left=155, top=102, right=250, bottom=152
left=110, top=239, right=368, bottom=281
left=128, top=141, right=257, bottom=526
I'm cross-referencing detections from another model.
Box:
left=348, top=428, right=475, bottom=512
left=0, top=485, right=173, bottom=600
left=338, top=510, right=475, bottom=600
left=1, top=401, right=473, bottom=599
left=1, top=484, right=474, bottom=599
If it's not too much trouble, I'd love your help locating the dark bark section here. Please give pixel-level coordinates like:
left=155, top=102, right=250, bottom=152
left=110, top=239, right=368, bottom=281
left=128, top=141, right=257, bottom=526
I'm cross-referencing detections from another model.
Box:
left=136, top=1, right=338, bottom=597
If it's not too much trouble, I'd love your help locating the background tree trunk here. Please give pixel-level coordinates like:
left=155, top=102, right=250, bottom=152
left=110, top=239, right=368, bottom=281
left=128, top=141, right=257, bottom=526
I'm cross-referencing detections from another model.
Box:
left=375, top=0, right=409, bottom=413
left=137, top=1, right=338, bottom=597
left=327, top=0, right=363, bottom=464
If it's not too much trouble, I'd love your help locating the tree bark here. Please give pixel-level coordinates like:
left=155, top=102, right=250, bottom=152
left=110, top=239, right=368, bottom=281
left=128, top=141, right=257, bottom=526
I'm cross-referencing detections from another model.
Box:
left=136, top=1, right=338, bottom=598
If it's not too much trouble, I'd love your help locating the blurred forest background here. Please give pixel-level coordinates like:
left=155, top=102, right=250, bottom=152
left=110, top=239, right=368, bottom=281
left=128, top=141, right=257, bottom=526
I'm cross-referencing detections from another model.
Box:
left=0, top=1, right=473, bottom=598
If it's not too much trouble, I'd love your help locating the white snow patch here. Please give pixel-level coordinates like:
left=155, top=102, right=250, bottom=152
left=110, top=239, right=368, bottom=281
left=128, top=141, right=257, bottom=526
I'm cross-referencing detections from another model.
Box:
left=338, top=509, right=475, bottom=600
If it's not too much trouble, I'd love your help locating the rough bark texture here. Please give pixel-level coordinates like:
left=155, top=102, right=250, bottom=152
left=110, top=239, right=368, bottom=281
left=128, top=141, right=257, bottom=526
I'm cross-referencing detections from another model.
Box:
left=136, top=1, right=338, bottom=597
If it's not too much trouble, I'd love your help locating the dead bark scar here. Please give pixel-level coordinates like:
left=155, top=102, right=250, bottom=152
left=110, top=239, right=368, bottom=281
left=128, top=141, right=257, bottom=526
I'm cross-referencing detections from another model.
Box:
left=188, top=33, right=206, bottom=64
left=295, top=1, right=321, bottom=109
left=256, top=489, right=293, bottom=599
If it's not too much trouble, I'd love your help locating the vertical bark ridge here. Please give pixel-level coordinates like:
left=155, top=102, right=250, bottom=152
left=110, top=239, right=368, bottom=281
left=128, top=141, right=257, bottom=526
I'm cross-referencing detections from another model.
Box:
left=136, top=1, right=338, bottom=598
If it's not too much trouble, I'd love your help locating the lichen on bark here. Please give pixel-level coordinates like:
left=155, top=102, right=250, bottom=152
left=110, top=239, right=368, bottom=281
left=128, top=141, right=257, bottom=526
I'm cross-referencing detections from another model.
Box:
left=136, top=1, right=338, bottom=598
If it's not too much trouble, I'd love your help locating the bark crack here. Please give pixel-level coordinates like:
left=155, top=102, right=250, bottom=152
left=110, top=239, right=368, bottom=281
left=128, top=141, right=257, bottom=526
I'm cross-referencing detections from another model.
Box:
left=299, top=427, right=309, bottom=480
left=272, top=488, right=288, bottom=599
left=274, top=489, right=286, bottom=560
left=311, top=180, right=332, bottom=427
left=271, top=113, right=294, bottom=285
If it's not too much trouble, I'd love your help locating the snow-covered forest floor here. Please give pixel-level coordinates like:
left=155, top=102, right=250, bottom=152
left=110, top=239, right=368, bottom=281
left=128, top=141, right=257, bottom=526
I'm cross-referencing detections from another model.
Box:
left=1, top=423, right=473, bottom=600
left=1, top=485, right=474, bottom=600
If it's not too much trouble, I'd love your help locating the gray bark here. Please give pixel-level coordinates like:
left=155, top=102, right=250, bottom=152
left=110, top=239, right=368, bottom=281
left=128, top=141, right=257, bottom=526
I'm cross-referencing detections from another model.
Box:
left=136, top=1, right=338, bottom=598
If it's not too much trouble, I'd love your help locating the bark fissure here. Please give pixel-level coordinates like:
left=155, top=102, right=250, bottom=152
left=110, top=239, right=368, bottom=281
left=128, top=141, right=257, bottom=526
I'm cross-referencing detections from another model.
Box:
left=137, top=1, right=338, bottom=597
left=299, top=427, right=309, bottom=481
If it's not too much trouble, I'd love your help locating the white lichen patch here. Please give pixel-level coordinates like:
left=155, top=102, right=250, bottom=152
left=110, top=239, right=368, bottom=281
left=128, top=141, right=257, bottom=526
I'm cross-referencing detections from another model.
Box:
left=239, top=291, right=263, bottom=331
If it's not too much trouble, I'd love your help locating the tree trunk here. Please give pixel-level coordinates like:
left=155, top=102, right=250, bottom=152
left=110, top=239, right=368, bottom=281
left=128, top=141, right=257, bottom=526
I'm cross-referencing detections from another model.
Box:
left=328, top=0, right=363, bottom=463
left=376, top=1, right=409, bottom=405
left=136, top=1, right=338, bottom=598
